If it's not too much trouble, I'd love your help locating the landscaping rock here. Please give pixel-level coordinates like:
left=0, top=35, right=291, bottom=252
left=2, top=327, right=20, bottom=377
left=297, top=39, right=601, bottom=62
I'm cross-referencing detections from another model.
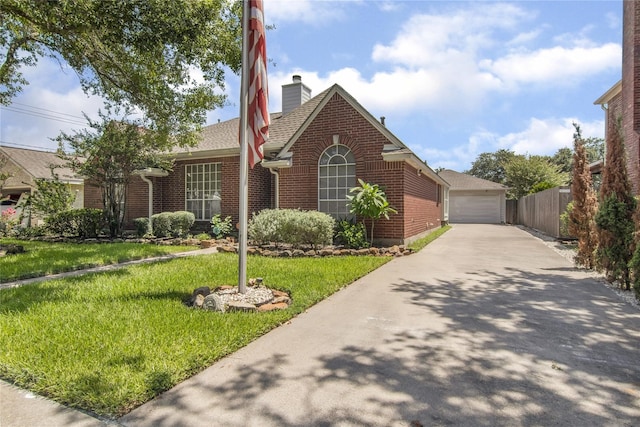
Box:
left=257, top=302, right=289, bottom=312
left=193, top=294, right=205, bottom=308
left=227, top=301, right=257, bottom=312
left=272, top=296, right=291, bottom=305
left=203, top=294, right=225, bottom=312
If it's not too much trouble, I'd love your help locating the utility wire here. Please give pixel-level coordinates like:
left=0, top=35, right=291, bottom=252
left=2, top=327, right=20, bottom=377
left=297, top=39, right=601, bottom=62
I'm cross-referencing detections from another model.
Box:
left=1, top=105, right=88, bottom=126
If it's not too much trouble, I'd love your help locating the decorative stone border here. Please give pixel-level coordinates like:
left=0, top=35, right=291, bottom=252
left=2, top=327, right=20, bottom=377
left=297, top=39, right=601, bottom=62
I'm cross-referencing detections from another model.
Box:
left=186, top=282, right=292, bottom=313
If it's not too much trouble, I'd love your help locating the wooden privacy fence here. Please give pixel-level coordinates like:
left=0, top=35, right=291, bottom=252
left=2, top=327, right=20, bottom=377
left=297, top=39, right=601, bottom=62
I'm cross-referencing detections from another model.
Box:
left=516, top=186, right=572, bottom=239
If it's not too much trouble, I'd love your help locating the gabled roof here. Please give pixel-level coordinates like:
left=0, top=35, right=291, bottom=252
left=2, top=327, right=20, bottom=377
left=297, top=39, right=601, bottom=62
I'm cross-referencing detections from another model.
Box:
left=174, top=86, right=331, bottom=160
left=175, top=83, right=449, bottom=187
left=438, top=169, right=507, bottom=191
left=0, top=145, right=82, bottom=184
left=594, top=80, right=622, bottom=105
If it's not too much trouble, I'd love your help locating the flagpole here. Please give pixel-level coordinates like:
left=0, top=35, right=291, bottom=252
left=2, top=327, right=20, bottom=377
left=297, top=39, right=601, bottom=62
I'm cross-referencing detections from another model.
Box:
left=238, top=0, right=250, bottom=294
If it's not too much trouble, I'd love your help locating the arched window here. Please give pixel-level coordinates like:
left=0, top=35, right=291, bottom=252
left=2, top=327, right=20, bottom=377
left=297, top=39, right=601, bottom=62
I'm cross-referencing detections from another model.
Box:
left=318, top=144, right=356, bottom=218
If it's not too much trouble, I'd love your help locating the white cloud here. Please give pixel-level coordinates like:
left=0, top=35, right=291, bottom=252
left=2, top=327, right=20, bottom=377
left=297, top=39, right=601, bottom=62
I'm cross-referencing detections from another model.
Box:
left=409, top=117, right=606, bottom=172
left=481, top=43, right=621, bottom=88
left=496, top=117, right=605, bottom=156
left=267, top=0, right=348, bottom=25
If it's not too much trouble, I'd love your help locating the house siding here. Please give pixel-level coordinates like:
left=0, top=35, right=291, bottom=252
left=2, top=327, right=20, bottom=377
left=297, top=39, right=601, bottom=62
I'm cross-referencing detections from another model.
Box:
left=124, top=175, right=150, bottom=224
left=402, top=165, right=442, bottom=238
left=278, top=92, right=441, bottom=243
left=155, top=157, right=271, bottom=228
left=623, top=0, right=640, bottom=194
left=278, top=93, right=407, bottom=241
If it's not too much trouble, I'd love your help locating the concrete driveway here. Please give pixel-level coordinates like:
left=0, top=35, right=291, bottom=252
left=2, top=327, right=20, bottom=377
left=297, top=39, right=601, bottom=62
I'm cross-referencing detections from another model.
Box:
left=120, top=224, right=640, bottom=427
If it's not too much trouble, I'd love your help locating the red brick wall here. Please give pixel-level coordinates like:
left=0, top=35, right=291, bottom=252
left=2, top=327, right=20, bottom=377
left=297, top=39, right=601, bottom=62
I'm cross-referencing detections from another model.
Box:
left=154, top=156, right=271, bottom=226
left=124, top=175, right=150, bottom=223
left=278, top=92, right=441, bottom=243
left=402, top=165, right=441, bottom=237
left=623, top=0, right=640, bottom=194
left=83, top=182, right=103, bottom=209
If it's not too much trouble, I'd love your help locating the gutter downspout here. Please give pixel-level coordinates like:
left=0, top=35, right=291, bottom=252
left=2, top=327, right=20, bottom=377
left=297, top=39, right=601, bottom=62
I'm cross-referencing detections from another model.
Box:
left=601, top=103, right=608, bottom=164
left=139, top=174, right=154, bottom=232
left=269, top=168, right=280, bottom=208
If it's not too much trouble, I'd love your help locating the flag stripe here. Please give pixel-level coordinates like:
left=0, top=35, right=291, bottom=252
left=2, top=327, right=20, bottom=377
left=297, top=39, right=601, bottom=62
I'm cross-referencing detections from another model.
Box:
left=246, top=0, right=269, bottom=169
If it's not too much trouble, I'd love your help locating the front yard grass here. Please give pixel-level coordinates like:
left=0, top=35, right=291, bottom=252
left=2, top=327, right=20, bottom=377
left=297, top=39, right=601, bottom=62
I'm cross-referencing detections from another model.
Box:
left=0, top=238, right=198, bottom=283
left=0, top=253, right=389, bottom=418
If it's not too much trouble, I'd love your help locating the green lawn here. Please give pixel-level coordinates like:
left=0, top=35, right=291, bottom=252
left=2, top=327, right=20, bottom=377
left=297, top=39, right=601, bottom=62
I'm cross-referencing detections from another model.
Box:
left=0, top=239, right=198, bottom=283
left=408, top=225, right=451, bottom=252
left=0, top=253, right=389, bottom=417
left=0, top=227, right=449, bottom=418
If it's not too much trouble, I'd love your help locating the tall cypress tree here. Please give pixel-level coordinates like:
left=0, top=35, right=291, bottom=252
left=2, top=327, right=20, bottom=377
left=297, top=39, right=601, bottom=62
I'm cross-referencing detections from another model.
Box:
left=595, top=119, right=636, bottom=290
left=569, top=124, right=598, bottom=269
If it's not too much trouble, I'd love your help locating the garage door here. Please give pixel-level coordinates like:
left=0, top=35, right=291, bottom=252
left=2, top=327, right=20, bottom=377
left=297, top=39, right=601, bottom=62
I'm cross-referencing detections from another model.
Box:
left=450, top=195, right=501, bottom=223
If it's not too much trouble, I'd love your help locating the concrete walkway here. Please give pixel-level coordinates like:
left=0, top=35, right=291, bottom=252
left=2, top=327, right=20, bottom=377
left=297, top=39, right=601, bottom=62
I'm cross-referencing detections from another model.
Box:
left=2, top=224, right=639, bottom=426
left=0, top=246, right=218, bottom=290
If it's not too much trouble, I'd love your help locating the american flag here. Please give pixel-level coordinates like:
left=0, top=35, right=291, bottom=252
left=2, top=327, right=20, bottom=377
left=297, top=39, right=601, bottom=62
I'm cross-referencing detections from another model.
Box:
left=246, top=0, right=269, bottom=168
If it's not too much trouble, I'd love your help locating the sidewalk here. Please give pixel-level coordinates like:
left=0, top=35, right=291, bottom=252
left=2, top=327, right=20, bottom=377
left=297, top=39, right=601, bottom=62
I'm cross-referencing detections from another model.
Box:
left=0, top=246, right=218, bottom=290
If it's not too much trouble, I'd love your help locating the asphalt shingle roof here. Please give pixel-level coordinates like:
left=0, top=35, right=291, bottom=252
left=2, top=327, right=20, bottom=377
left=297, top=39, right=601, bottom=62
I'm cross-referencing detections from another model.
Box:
left=178, top=86, right=333, bottom=157
left=438, top=169, right=507, bottom=191
left=0, top=146, right=80, bottom=182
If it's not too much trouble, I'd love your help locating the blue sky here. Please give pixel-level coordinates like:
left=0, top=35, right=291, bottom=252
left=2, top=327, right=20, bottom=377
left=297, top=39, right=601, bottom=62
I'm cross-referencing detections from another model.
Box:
left=0, top=0, right=623, bottom=172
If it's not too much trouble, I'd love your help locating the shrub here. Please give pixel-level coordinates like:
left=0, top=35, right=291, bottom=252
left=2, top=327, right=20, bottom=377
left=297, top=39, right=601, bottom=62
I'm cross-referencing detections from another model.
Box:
left=169, top=211, right=195, bottom=238
left=45, top=209, right=104, bottom=238
left=248, top=209, right=335, bottom=248
left=194, top=232, right=211, bottom=241
left=211, top=214, right=233, bottom=239
left=14, top=224, right=47, bottom=238
left=248, top=209, right=284, bottom=246
left=348, top=179, right=397, bottom=245
left=559, top=202, right=573, bottom=239
left=74, top=208, right=105, bottom=238
left=295, top=210, right=335, bottom=248
left=151, top=212, right=172, bottom=238
left=133, top=217, right=150, bottom=237
left=335, top=219, right=369, bottom=249
left=0, top=208, right=19, bottom=237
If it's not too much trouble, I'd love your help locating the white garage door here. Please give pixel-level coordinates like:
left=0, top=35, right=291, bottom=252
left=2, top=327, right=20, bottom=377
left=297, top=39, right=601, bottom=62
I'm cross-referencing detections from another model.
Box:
left=450, top=195, right=501, bottom=223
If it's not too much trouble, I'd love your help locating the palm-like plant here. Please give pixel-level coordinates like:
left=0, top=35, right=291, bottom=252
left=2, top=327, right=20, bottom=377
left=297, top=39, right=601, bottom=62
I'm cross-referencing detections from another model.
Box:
left=348, top=179, right=397, bottom=245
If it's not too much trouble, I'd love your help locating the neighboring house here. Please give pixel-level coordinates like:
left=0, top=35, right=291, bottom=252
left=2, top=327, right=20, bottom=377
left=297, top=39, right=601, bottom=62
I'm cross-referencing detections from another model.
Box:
left=126, top=76, right=450, bottom=245
left=0, top=145, right=84, bottom=218
left=594, top=0, right=640, bottom=194
left=437, top=169, right=507, bottom=224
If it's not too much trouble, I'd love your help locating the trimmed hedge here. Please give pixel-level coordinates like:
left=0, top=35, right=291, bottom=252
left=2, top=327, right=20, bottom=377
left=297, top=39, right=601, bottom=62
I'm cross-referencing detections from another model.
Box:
left=133, top=217, right=150, bottom=237
left=248, top=209, right=335, bottom=248
left=45, top=208, right=105, bottom=238
left=151, top=211, right=195, bottom=238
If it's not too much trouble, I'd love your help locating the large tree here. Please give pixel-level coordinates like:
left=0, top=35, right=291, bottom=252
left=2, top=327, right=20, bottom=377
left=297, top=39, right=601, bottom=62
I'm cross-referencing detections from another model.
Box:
left=1, top=0, right=242, bottom=146
left=466, top=149, right=516, bottom=184
left=504, top=154, right=568, bottom=199
left=57, top=112, right=172, bottom=237
left=595, top=120, right=636, bottom=290
left=569, top=124, right=598, bottom=269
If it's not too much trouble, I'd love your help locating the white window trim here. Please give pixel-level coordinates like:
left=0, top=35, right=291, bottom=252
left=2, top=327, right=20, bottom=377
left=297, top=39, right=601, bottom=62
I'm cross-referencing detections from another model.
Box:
left=184, top=163, right=222, bottom=221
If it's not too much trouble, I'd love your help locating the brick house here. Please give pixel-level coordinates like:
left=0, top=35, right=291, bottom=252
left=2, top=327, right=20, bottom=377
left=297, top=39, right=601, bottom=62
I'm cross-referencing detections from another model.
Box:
left=594, top=0, right=640, bottom=194
left=122, top=76, right=450, bottom=245
left=0, top=145, right=85, bottom=220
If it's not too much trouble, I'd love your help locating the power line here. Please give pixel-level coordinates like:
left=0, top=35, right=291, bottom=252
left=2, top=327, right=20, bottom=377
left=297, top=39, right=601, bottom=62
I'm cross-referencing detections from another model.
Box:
left=1, top=105, right=88, bottom=126
left=0, top=140, right=57, bottom=152
left=10, top=101, right=88, bottom=121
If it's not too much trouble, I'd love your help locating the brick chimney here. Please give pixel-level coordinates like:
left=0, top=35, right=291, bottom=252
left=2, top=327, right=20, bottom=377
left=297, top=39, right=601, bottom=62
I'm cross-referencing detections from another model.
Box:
left=282, top=75, right=312, bottom=115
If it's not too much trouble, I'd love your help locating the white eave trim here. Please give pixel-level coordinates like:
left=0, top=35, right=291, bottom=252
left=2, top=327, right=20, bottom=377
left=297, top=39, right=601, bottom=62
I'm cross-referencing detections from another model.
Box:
left=594, top=80, right=622, bottom=105
left=261, top=158, right=292, bottom=169
left=133, top=167, right=169, bottom=178
left=382, top=150, right=450, bottom=187
left=172, top=147, right=240, bottom=161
